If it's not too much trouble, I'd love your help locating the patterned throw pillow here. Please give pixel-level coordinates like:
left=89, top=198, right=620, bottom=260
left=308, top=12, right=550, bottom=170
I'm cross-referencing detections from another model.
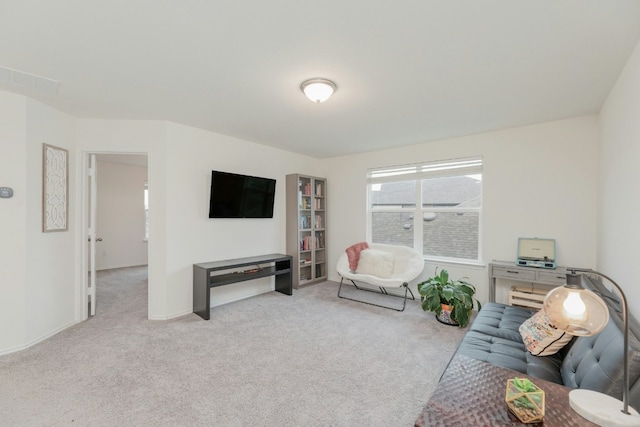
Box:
left=519, top=309, right=573, bottom=356
left=345, top=241, right=369, bottom=272
left=355, top=249, right=394, bottom=279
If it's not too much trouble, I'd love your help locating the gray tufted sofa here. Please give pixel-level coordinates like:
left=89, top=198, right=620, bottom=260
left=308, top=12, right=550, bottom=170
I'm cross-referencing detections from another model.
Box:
left=450, top=274, right=640, bottom=409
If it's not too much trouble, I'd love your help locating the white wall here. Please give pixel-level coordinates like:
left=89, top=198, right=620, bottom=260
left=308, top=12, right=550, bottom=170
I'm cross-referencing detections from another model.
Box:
left=0, top=91, right=27, bottom=353
left=321, top=116, right=600, bottom=305
left=0, top=90, right=77, bottom=355
left=75, top=119, right=168, bottom=320
left=599, top=39, right=640, bottom=320
left=76, top=119, right=320, bottom=320
left=162, top=122, right=318, bottom=317
left=24, top=98, right=77, bottom=347
left=96, top=159, right=148, bottom=270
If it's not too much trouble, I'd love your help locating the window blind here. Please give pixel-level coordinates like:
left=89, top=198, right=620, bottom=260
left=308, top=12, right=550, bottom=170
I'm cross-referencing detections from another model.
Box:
left=367, top=156, right=482, bottom=184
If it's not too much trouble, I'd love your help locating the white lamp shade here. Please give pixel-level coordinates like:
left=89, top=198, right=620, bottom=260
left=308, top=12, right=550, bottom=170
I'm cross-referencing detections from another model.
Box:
left=301, top=78, right=336, bottom=103
left=544, top=285, right=609, bottom=336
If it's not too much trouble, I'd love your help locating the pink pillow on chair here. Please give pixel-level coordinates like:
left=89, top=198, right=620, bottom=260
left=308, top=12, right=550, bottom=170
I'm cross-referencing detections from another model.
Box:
left=345, top=242, right=369, bottom=271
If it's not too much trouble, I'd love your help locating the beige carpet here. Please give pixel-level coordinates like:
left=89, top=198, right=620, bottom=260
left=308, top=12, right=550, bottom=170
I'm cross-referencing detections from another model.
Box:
left=0, top=267, right=466, bottom=426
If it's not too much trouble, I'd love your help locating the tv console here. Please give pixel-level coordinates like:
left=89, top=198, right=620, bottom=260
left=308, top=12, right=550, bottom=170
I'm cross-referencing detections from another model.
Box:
left=193, top=253, right=293, bottom=320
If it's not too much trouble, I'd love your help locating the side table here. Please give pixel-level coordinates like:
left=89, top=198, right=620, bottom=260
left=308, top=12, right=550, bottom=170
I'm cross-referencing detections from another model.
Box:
left=488, top=262, right=568, bottom=303
left=414, top=354, right=596, bottom=426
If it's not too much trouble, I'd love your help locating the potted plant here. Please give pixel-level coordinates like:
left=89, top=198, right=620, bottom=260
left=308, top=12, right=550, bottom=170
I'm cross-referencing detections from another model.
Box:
left=505, top=377, right=545, bottom=423
left=417, top=268, right=481, bottom=327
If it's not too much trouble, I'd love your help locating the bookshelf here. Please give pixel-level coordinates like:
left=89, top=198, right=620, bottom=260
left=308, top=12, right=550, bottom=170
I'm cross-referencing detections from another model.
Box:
left=286, top=174, right=327, bottom=288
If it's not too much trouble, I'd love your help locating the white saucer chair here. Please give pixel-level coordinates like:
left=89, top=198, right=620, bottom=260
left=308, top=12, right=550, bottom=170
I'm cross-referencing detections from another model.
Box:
left=337, top=243, right=425, bottom=311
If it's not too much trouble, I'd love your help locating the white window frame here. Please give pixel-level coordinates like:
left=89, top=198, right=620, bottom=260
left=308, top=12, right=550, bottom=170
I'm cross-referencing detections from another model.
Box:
left=366, top=156, right=483, bottom=264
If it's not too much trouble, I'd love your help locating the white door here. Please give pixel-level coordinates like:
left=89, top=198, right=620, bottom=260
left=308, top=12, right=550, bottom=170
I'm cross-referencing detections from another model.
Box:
left=82, top=152, right=148, bottom=320
left=87, top=154, right=98, bottom=316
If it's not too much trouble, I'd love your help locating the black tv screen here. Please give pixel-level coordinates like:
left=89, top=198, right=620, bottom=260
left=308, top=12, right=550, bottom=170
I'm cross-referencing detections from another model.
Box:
left=208, top=171, right=276, bottom=218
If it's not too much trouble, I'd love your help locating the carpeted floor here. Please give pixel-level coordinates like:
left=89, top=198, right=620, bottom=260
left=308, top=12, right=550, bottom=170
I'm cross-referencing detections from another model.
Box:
left=0, top=266, right=466, bottom=426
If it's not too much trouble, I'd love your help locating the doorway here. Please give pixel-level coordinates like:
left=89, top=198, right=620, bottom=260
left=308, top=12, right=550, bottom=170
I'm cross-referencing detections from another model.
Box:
left=82, top=152, right=149, bottom=320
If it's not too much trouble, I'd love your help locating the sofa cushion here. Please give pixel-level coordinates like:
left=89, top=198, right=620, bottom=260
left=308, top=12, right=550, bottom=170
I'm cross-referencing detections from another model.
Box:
left=345, top=241, right=369, bottom=272
left=356, top=248, right=394, bottom=278
left=455, top=303, right=564, bottom=384
left=456, top=330, right=564, bottom=384
left=468, top=303, right=534, bottom=342
left=519, top=309, right=574, bottom=356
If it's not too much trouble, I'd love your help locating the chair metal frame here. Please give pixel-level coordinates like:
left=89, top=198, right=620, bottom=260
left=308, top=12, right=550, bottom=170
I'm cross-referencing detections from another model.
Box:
left=338, top=277, right=416, bottom=311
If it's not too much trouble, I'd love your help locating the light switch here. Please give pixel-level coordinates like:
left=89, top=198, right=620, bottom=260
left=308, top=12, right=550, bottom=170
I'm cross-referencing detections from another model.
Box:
left=0, top=187, right=14, bottom=198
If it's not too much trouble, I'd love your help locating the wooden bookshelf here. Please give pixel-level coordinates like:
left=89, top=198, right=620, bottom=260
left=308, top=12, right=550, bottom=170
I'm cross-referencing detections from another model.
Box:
left=286, top=174, right=327, bottom=288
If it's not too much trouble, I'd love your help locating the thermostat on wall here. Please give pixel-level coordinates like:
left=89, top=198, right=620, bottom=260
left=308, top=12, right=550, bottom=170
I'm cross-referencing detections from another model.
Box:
left=0, top=187, right=13, bottom=198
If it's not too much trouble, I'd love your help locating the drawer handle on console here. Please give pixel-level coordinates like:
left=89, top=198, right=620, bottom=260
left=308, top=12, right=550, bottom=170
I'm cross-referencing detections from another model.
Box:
left=507, top=270, right=519, bottom=274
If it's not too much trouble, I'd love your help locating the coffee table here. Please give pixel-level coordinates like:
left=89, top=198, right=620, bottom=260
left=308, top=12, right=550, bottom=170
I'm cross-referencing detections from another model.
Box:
left=414, top=354, right=597, bottom=426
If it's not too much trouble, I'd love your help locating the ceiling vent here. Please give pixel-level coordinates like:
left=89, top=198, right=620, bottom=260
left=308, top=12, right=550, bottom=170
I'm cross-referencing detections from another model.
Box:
left=0, top=66, right=60, bottom=95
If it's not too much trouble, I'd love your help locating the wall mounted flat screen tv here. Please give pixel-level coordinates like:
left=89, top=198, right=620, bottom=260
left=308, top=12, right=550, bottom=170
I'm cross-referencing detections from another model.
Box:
left=209, top=170, right=276, bottom=218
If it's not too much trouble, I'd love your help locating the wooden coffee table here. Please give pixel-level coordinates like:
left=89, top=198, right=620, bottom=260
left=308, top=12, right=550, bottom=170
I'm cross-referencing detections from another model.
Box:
left=414, top=354, right=597, bottom=426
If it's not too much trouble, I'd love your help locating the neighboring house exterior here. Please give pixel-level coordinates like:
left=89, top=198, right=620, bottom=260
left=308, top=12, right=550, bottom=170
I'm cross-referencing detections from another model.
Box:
left=371, top=176, right=481, bottom=260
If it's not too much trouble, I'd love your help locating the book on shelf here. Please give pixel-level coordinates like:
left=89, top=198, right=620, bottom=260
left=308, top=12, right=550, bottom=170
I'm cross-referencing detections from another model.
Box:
left=299, top=181, right=312, bottom=196
left=300, top=215, right=311, bottom=229
left=315, top=182, right=322, bottom=197
left=299, top=195, right=310, bottom=210
left=315, top=215, right=322, bottom=229
left=300, top=235, right=312, bottom=251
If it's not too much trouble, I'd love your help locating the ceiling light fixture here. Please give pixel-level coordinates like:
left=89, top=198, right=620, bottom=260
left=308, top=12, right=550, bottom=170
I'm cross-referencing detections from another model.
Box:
left=300, top=78, right=337, bottom=103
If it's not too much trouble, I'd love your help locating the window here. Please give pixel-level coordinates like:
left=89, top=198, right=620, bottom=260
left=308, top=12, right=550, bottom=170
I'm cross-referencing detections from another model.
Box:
left=367, top=157, right=482, bottom=262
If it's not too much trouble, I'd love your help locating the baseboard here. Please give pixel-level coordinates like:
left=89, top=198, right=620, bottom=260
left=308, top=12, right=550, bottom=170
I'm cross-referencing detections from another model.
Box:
left=149, top=308, right=192, bottom=321
left=0, top=319, right=78, bottom=356
left=148, top=287, right=276, bottom=321
left=96, top=264, right=148, bottom=272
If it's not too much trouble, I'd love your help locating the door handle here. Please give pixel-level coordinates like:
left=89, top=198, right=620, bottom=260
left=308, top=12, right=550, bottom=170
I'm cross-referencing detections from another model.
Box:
left=88, top=237, right=104, bottom=242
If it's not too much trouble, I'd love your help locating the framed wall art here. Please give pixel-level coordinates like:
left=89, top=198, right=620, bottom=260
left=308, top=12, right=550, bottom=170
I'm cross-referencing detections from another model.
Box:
left=42, top=143, right=69, bottom=232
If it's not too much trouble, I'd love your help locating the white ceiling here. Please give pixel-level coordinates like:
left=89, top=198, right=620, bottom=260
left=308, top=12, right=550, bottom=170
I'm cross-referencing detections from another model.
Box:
left=2, top=1, right=640, bottom=158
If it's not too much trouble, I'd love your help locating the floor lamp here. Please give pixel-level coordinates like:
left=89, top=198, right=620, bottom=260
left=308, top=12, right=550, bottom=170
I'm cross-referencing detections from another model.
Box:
left=543, top=269, right=640, bottom=427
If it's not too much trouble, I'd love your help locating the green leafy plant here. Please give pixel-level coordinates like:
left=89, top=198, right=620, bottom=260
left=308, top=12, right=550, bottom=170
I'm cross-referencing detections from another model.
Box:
left=512, top=378, right=541, bottom=409
left=417, top=268, right=481, bottom=327
left=509, top=377, right=544, bottom=411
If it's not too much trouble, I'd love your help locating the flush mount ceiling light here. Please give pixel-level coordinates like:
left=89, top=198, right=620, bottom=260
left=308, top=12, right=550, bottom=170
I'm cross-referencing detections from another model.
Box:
left=300, top=78, right=337, bottom=103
